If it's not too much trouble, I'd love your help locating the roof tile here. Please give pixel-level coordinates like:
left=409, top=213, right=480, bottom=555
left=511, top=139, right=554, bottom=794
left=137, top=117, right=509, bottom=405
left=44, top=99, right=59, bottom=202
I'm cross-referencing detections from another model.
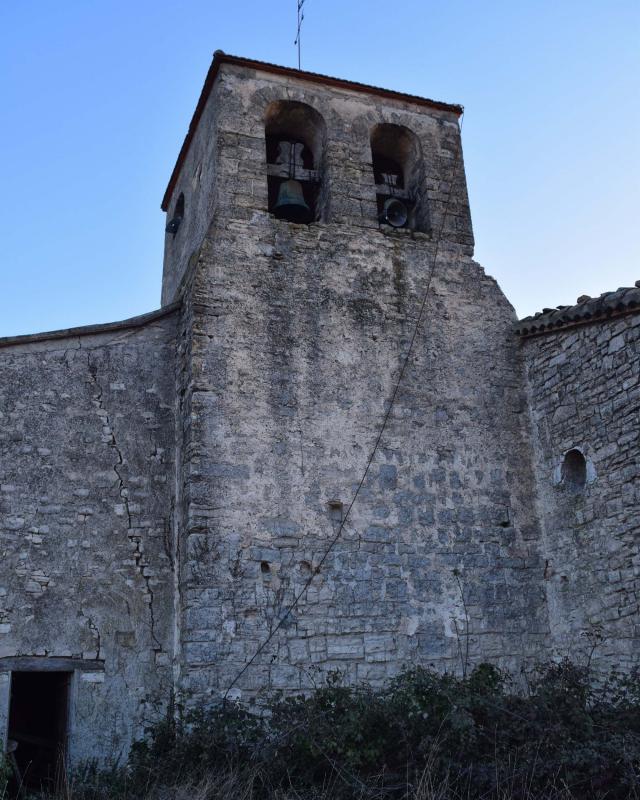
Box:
left=516, top=284, right=640, bottom=336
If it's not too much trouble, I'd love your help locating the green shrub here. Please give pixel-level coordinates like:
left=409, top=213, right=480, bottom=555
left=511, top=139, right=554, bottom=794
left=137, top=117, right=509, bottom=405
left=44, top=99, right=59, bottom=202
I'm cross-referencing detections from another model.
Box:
left=0, top=753, right=11, bottom=797
left=64, top=660, right=640, bottom=800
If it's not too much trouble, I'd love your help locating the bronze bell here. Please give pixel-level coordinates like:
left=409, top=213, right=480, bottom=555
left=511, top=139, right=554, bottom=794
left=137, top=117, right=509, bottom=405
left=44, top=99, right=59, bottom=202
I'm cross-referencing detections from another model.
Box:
left=273, top=179, right=312, bottom=223
left=380, top=197, right=408, bottom=228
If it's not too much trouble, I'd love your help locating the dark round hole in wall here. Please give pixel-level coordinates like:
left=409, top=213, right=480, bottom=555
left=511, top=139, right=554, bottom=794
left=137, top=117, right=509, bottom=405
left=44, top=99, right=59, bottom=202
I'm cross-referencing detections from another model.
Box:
left=260, top=561, right=270, bottom=574
left=562, top=449, right=587, bottom=492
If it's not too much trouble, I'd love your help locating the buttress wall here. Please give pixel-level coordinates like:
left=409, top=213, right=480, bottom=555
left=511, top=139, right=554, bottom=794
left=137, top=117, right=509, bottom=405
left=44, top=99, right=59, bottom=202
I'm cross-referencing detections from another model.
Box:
left=0, top=314, right=178, bottom=763
left=173, top=63, right=550, bottom=702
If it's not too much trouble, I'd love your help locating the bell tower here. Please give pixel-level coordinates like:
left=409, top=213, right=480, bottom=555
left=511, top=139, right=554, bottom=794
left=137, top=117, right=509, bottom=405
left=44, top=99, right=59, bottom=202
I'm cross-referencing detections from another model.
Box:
left=162, top=52, right=548, bottom=702
left=159, top=52, right=474, bottom=305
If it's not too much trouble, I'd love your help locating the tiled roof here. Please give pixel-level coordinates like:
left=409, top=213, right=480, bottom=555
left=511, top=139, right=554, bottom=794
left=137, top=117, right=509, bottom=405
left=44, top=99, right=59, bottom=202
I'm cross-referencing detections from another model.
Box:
left=516, top=282, right=640, bottom=337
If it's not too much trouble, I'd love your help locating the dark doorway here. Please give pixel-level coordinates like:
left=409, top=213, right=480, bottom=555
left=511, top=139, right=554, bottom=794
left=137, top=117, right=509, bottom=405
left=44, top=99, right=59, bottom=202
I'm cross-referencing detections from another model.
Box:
left=7, top=671, right=71, bottom=792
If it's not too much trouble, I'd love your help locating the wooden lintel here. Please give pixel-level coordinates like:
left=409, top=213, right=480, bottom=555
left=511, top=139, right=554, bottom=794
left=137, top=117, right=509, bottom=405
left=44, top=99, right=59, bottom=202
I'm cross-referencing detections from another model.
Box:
left=266, top=164, right=320, bottom=182
left=375, top=186, right=411, bottom=200
left=0, top=657, right=105, bottom=672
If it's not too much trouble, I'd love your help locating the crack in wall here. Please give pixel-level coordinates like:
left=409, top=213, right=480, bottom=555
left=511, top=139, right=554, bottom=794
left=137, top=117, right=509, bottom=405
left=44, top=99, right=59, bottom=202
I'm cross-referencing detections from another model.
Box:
left=87, top=355, right=162, bottom=651
left=163, top=506, right=174, bottom=569
left=83, top=612, right=102, bottom=660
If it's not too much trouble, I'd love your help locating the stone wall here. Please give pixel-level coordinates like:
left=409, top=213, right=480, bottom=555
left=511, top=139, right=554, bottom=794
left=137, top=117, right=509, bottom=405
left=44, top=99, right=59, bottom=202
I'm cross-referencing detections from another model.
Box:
left=0, top=312, right=178, bottom=763
left=3, top=54, right=637, bottom=768
left=521, top=311, right=640, bottom=670
left=161, top=87, right=220, bottom=306
left=173, top=63, right=550, bottom=703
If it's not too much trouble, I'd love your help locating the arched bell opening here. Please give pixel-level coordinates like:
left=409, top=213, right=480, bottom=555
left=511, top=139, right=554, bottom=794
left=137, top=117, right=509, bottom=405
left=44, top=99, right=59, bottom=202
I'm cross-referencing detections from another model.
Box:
left=370, top=124, right=429, bottom=233
left=165, top=192, right=184, bottom=237
left=264, top=100, right=327, bottom=224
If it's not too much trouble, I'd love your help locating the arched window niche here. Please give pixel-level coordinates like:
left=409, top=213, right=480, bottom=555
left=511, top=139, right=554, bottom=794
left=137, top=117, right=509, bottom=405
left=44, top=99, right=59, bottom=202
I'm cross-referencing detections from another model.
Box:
left=165, top=192, right=184, bottom=237
left=264, top=100, right=327, bottom=224
left=370, top=124, right=430, bottom=233
left=561, top=448, right=588, bottom=493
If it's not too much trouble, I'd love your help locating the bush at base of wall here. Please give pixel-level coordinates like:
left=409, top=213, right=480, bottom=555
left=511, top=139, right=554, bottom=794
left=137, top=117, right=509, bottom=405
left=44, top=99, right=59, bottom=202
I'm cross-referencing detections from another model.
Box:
left=55, top=659, right=640, bottom=800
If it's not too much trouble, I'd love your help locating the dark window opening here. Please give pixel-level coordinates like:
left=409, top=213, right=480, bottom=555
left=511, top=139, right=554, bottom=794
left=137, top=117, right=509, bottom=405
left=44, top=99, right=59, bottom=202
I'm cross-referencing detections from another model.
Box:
left=370, top=124, right=430, bottom=233
left=372, top=154, right=404, bottom=189
left=260, top=561, right=271, bottom=574
left=7, top=671, right=71, bottom=793
left=166, top=192, right=184, bottom=237
left=328, top=499, right=344, bottom=523
left=265, top=137, right=314, bottom=171
left=562, top=449, right=587, bottom=492
left=264, top=101, right=327, bottom=224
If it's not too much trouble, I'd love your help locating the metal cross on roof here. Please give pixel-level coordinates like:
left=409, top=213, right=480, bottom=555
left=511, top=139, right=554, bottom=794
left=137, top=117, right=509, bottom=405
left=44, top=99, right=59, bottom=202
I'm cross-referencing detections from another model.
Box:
left=294, top=0, right=306, bottom=70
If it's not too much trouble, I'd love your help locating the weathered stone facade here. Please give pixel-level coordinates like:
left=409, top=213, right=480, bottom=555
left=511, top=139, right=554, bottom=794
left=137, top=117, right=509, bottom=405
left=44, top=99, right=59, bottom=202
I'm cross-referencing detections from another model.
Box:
left=518, top=303, right=640, bottom=671
left=0, top=312, right=178, bottom=763
left=0, top=53, right=637, bottom=769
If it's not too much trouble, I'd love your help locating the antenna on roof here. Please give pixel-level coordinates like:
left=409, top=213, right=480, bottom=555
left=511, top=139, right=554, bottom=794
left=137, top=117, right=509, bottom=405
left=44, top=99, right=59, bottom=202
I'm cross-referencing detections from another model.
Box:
left=294, top=0, right=306, bottom=70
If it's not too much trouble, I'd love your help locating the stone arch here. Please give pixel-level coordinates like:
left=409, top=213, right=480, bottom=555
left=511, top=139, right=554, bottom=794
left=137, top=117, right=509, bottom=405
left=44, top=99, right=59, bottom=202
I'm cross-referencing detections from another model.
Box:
left=264, top=100, right=328, bottom=223
left=561, top=448, right=588, bottom=493
left=370, top=123, right=430, bottom=232
left=165, top=192, right=184, bottom=237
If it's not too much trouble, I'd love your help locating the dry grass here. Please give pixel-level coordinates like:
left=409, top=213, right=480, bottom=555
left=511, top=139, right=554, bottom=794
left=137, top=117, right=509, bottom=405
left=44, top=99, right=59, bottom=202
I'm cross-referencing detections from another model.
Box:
left=4, top=660, right=639, bottom=800
left=10, top=760, right=637, bottom=800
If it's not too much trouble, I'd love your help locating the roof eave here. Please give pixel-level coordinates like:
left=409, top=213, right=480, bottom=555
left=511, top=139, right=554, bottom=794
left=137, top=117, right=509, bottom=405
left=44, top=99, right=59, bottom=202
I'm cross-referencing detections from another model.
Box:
left=0, top=302, right=181, bottom=349
left=161, top=51, right=464, bottom=212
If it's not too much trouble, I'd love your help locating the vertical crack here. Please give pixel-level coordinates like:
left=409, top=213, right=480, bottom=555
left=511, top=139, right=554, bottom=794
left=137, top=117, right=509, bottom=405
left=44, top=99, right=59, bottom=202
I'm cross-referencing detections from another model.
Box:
left=87, top=355, right=162, bottom=651
left=86, top=615, right=102, bottom=660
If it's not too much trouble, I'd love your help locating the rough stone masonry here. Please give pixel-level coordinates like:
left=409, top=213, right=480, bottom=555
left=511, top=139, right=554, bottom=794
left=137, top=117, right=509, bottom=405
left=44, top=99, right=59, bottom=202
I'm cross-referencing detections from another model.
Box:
left=0, top=52, right=637, bottom=767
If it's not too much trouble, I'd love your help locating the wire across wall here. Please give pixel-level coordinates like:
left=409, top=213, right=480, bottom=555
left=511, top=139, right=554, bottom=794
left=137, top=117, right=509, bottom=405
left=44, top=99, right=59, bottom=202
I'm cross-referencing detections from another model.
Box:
left=224, top=113, right=466, bottom=699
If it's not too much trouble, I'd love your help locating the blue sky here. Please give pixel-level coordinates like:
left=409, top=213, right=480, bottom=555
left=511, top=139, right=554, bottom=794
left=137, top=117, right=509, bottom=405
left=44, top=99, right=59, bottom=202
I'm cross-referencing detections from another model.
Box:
left=1, top=0, right=638, bottom=337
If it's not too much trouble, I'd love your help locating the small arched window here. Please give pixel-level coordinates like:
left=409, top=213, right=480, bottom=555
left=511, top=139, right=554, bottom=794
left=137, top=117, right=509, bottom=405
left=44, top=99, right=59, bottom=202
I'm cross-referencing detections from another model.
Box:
left=562, top=449, right=587, bottom=493
left=370, top=124, right=429, bottom=233
left=166, top=192, right=184, bottom=237
left=264, top=101, right=327, bottom=224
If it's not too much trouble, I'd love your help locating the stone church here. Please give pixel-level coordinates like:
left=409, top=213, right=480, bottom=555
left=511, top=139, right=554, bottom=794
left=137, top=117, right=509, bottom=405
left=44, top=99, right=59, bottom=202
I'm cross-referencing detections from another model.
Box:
left=0, top=52, right=638, bottom=777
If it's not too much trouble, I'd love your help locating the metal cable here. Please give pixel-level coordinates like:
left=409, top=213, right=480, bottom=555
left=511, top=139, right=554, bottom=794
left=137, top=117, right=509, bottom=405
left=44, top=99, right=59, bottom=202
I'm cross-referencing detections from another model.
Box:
left=224, top=113, right=466, bottom=699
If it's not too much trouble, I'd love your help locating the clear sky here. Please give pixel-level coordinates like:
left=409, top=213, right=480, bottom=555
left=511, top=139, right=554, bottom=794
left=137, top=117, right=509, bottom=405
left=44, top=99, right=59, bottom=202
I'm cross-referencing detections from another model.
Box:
left=1, top=0, right=638, bottom=337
